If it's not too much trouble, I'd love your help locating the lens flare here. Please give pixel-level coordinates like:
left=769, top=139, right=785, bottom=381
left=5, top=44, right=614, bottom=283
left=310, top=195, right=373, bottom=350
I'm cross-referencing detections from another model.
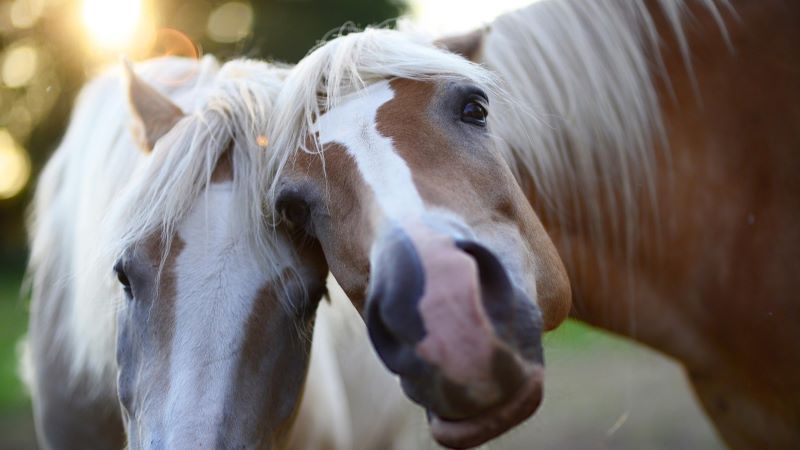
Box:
left=151, top=28, right=200, bottom=60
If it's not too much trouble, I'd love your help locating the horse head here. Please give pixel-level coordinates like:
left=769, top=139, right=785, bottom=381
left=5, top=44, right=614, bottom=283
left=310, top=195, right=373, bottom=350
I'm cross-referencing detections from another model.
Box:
left=269, top=30, right=571, bottom=448
left=110, top=59, right=327, bottom=448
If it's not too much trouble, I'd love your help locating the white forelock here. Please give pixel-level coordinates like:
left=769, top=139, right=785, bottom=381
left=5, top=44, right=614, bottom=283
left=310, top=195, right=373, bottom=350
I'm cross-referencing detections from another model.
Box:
left=266, top=27, right=500, bottom=200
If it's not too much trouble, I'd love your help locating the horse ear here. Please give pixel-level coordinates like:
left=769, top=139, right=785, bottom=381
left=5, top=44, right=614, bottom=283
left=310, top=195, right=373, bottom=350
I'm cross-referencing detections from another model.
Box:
left=123, top=59, right=185, bottom=152
left=434, top=27, right=487, bottom=62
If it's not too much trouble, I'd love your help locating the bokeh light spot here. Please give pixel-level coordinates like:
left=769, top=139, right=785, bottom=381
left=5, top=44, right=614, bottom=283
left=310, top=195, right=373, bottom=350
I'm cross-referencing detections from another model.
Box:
left=0, top=129, right=32, bottom=200
left=207, top=2, right=253, bottom=44
left=10, top=0, right=46, bottom=29
left=2, top=44, right=38, bottom=88
left=82, top=0, right=142, bottom=51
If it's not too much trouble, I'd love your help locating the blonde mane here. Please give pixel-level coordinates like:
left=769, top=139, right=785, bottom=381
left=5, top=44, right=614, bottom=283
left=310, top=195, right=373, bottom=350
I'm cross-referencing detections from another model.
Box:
left=26, top=55, right=290, bottom=393
left=484, top=0, right=731, bottom=261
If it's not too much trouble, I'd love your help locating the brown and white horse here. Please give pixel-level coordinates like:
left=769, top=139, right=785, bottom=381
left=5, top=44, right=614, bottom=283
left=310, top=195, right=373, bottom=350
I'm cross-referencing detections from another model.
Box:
left=268, top=30, right=571, bottom=449
left=437, top=0, right=800, bottom=448
left=268, top=0, right=798, bottom=448
left=22, top=56, right=330, bottom=449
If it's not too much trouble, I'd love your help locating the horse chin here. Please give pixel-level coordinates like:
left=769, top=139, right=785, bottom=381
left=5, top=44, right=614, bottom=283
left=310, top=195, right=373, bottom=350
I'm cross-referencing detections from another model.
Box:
left=427, top=365, right=544, bottom=449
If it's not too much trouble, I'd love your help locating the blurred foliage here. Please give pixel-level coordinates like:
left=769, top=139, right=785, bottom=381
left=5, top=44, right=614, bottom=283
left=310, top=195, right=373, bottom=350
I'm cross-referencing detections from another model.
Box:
left=0, top=269, right=27, bottom=413
left=0, top=0, right=406, bottom=270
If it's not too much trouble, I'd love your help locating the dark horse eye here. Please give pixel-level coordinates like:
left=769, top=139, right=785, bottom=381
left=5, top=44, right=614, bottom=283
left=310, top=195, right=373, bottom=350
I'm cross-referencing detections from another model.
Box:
left=461, top=100, right=488, bottom=126
left=276, top=194, right=310, bottom=230
left=114, top=261, right=132, bottom=297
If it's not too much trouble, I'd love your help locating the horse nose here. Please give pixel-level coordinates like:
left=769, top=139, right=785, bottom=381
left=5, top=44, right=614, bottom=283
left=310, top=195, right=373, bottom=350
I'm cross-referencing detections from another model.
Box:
left=455, top=239, right=515, bottom=328
left=366, top=224, right=544, bottom=422
left=455, top=239, right=544, bottom=364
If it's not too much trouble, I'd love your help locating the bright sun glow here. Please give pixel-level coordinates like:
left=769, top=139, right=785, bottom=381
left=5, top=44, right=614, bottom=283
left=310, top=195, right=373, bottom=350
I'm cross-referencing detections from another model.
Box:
left=82, top=0, right=143, bottom=51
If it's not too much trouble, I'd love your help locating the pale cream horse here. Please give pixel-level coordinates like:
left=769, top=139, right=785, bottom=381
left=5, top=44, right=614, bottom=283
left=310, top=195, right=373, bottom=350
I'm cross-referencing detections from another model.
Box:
left=21, top=54, right=424, bottom=449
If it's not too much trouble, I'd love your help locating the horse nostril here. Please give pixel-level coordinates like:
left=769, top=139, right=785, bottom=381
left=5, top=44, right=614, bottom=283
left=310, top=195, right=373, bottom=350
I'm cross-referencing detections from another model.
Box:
left=456, top=239, right=544, bottom=365
left=366, top=295, right=427, bottom=379
left=454, top=239, right=515, bottom=326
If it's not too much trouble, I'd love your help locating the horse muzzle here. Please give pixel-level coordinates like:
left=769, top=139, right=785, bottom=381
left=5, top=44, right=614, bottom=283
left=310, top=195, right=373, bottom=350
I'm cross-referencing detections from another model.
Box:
left=366, top=221, right=544, bottom=448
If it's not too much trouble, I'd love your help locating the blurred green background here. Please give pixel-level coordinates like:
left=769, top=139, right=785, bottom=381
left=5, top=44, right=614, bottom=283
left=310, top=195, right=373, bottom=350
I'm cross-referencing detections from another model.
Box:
left=0, top=0, right=725, bottom=448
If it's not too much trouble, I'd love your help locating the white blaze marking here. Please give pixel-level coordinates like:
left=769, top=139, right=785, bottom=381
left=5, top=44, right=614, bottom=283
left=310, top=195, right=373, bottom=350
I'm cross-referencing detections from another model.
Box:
left=314, top=80, right=425, bottom=221
left=163, top=184, right=285, bottom=441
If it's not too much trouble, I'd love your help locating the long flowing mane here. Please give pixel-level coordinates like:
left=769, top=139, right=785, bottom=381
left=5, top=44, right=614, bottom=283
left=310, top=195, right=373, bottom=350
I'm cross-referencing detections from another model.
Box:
left=483, top=0, right=731, bottom=259
left=25, top=55, right=290, bottom=390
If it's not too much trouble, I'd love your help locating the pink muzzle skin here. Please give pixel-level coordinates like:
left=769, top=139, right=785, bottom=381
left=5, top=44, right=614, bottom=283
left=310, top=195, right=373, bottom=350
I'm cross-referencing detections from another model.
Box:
left=409, top=227, right=506, bottom=402
left=365, top=221, right=545, bottom=449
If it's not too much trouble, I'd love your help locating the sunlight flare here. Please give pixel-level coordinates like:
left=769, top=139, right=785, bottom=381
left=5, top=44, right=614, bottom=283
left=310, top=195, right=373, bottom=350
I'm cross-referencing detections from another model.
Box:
left=82, top=0, right=143, bottom=51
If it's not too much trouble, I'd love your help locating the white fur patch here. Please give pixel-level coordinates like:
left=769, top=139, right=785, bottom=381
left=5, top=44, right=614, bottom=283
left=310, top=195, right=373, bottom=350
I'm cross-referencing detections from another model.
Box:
left=163, top=184, right=280, bottom=439
left=314, top=80, right=425, bottom=221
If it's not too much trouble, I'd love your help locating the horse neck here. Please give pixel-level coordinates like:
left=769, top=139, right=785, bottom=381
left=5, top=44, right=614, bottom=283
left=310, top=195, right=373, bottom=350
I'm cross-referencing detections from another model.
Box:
left=479, top=0, right=731, bottom=339
left=483, top=1, right=744, bottom=252
left=484, top=0, right=800, bottom=364
left=479, top=3, right=800, bottom=446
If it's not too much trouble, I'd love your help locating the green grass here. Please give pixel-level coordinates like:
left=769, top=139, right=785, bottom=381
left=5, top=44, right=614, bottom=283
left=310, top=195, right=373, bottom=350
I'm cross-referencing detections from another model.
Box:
left=544, top=316, right=629, bottom=350
left=0, top=270, right=29, bottom=414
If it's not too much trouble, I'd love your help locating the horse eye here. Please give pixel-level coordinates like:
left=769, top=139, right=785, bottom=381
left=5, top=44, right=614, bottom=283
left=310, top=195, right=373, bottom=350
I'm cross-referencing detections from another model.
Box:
left=276, top=195, right=310, bottom=230
left=461, top=100, right=488, bottom=126
left=114, top=261, right=132, bottom=296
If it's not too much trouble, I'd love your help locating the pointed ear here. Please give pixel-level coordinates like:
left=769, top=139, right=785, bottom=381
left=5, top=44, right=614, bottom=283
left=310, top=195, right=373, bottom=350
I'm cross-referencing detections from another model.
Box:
left=123, top=59, right=185, bottom=152
left=434, top=27, right=487, bottom=62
